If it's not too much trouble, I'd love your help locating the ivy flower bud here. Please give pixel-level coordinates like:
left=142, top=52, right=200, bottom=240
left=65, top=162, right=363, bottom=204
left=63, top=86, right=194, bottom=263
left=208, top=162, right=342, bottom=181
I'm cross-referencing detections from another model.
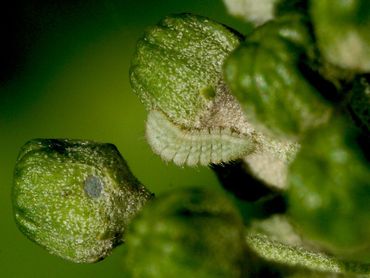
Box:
left=12, top=139, right=152, bottom=263
left=224, top=15, right=332, bottom=138
left=311, top=0, right=370, bottom=72
left=130, top=13, right=300, bottom=189
left=122, top=188, right=247, bottom=277
left=130, top=13, right=257, bottom=166
left=287, top=119, right=370, bottom=262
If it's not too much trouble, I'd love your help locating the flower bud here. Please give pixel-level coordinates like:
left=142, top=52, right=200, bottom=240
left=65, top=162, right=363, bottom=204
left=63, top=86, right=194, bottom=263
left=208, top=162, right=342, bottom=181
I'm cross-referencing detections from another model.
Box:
left=287, top=119, right=370, bottom=262
left=123, top=187, right=247, bottom=277
left=12, top=139, right=152, bottom=263
left=224, top=15, right=332, bottom=138
left=130, top=13, right=256, bottom=166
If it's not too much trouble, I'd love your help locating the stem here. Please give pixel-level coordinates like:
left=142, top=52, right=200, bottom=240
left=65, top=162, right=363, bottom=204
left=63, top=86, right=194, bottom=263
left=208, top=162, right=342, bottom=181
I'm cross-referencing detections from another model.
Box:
left=246, top=232, right=370, bottom=276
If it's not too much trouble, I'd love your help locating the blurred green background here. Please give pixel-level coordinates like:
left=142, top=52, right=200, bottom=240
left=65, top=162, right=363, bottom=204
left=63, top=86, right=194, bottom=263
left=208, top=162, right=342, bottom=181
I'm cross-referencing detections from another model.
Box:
left=0, top=1, right=251, bottom=277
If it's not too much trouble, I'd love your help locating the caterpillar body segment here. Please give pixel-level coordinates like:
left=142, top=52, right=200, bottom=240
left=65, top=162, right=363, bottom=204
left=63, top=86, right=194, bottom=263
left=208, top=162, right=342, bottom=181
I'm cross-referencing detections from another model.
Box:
left=146, top=110, right=255, bottom=166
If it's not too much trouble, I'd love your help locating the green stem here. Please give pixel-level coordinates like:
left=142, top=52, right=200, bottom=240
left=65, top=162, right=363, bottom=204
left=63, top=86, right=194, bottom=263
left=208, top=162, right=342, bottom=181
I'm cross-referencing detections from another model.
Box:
left=246, top=232, right=370, bottom=276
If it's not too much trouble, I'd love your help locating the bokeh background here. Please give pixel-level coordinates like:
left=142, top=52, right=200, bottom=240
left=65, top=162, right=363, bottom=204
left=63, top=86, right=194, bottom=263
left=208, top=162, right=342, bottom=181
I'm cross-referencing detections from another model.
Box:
left=0, top=1, right=252, bottom=277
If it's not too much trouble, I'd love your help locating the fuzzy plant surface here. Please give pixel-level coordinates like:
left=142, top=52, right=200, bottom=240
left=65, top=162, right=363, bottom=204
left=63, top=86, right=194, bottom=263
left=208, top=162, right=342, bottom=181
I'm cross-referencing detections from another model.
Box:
left=130, top=13, right=257, bottom=166
left=12, top=139, right=152, bottom=263
left=224, top=14, right=331, bottom=138
left=127, top=2, right=370, bottom=277
left=130, top=13, right=300, bottom=190
left=122, top=187, right=248, bottom=277
left=11, top=0, right=370, bottom=277
left=287, top=118, right=370, bottom=262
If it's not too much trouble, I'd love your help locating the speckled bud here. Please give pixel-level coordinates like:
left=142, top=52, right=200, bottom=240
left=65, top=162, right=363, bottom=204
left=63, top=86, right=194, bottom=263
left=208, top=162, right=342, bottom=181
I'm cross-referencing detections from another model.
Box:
left=131, top=13, right=241, bottom=128
left=12, top=139, right=152, bottom=263
left=122, top=188, right=247, bottom=277
left=287, top=119, right=370, bottom=262
left=311, top=0, right=370, bottom=72
left=130, top=13, right=257, bottom=166
left=224, top=15, right=331, bottom=137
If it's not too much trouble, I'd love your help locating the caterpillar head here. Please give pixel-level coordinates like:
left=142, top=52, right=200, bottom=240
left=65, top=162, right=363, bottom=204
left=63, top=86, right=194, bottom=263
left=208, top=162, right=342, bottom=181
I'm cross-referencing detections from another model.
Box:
left=12, top=139, right=153, bottom=263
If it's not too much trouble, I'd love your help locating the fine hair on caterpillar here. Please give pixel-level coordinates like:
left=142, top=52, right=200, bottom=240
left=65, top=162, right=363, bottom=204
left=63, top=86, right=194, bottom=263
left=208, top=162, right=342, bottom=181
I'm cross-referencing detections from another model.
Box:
left=146, top=110, right=256, bottom=166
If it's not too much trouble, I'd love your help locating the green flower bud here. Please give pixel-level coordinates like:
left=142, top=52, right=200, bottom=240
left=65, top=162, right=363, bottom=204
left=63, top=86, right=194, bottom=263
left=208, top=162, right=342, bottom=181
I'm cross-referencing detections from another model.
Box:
left=131, top=13, right=241, bottom=128
left=130, top=13, right=299, bottom=189
left=130, top=13, right=257, bottom=166
left=311, top=0, right=370, bottom=72
left=287, top=119, right=370, bottom=262
left=12, top=139, right=152, bottom=263
left=224, top=15, right=332, bottom=138
left=122, top=188, right=247, bottom=277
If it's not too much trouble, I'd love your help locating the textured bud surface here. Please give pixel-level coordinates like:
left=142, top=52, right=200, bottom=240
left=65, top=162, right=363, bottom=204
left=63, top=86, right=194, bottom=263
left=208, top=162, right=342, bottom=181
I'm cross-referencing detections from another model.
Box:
left=287, top=120, right=370, bottom=262
left=225, top=15, right=332, bottom=137
left=130, top=13, right=260, bottom=166
left=131, top=13, right=242, bottom=128
left=123, top=188, right=246, bottom=277
left=12, top=139, right=152, bottom=263
left=311, top=0, right=370, bottom=72
left=131, top=12, right=301, bottom=189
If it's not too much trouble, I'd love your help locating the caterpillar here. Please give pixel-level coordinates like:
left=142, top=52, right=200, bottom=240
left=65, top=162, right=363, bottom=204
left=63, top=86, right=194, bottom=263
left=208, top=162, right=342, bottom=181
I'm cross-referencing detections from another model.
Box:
left=146, top=110, right=256, bottom=166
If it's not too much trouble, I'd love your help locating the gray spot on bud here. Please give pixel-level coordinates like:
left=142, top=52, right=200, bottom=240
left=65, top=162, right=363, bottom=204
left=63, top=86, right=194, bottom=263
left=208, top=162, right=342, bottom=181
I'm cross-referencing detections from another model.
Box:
left=84, top=176, right=103, bottom=198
